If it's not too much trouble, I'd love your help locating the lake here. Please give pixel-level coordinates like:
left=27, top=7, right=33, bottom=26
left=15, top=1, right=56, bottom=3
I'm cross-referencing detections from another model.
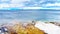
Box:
left=0, top=9, right=60, bottom=24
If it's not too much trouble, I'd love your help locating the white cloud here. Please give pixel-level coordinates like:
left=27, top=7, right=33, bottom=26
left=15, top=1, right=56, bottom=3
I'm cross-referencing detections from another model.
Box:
left=0, top=0, right=30, bottom=9
left=45, top=3, right=60, bottom=6
left=11, top=0, right=30, bottom=4
left=22, top=7, right=43, bottom=9
left=1, top=0, right=7, bottom=1
left=0, top=4, right=10, bottom=8
left=0, top=3, right=24, bottom=9
left=0, top=0, right=60, bottom=9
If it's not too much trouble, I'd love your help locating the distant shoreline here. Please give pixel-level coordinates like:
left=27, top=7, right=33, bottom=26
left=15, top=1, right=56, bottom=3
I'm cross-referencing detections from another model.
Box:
left=0, top=9, right=60, bottom=11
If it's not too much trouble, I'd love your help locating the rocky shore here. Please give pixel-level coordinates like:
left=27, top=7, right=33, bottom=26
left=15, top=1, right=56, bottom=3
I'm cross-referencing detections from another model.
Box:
left=0, top=21, right=60, bottom=34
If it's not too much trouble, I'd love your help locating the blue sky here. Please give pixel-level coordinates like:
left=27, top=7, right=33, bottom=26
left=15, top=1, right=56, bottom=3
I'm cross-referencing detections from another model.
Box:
left=0, top=0, right=60, bottom=10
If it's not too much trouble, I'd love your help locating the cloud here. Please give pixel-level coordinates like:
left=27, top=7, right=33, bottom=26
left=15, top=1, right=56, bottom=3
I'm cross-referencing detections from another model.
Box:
left=43, top=3, right=60, bottom=7
left=0, top=0, right=60, bottom=9
left=0, top=0, right=30, bottom=9
left=11, top=0, right=30, bottom=4
left=0, top=3, right=24, bottom=10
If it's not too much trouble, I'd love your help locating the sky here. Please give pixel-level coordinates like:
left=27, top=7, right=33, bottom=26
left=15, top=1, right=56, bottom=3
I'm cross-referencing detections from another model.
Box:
left=0, top=0, right=60, bottom=10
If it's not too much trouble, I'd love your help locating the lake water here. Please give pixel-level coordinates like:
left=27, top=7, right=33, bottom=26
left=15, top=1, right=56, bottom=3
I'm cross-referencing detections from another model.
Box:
left=0, top=9, right=60, bottom=24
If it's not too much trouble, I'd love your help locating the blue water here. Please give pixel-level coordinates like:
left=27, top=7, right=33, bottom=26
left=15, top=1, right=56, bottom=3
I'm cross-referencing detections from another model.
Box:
left=0, top=9, right=60, bottom=24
